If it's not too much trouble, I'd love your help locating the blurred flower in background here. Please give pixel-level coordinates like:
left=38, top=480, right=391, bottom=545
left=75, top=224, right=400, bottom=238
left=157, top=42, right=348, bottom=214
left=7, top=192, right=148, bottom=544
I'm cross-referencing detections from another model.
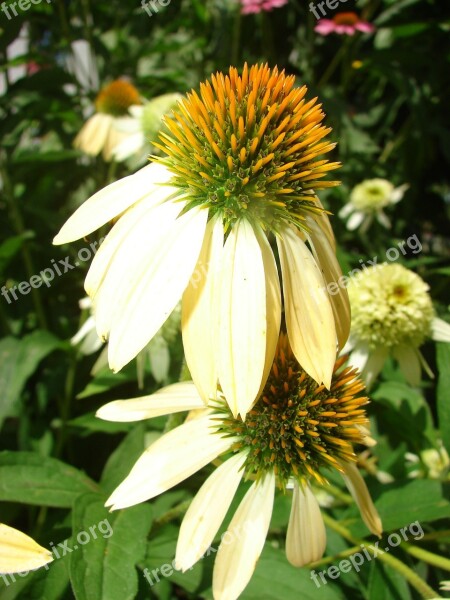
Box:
left=0, top=524, right=53, bottom=574
left=406, top=444, right=450, bottom=481
left=315, top=12, right=375, bottom=36
left=74, top=80, right=142, bottom=161
left=345, top=263, right=450, bottom=388
left=240, top=0, right=288, bottom=15
left=112, top=93, right=184, bottom=164
left=97, top=333, right=381, bottom=600
left=339, top=178, right=408, bottom=232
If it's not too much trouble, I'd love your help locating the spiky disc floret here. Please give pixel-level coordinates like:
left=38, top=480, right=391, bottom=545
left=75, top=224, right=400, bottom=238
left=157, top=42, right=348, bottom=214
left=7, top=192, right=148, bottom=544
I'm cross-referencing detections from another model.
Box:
left=155, top=64, right=340, bottom=230
left=215, top=334, right=369, bottom=488
left=95, top=80, right=141, bottom=117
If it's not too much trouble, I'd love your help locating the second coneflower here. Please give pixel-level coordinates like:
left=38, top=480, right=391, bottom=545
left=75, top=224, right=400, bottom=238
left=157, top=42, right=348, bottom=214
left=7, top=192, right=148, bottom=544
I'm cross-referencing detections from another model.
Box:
left=97, top=333, right=381, bottom=600
left=55, top=63, right=349, bottom=418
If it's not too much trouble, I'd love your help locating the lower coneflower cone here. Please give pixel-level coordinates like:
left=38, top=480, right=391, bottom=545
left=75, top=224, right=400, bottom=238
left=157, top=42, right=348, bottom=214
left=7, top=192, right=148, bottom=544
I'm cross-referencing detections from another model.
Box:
left=55, top=63, right=350, bottom=419
left=97, top=334, right=382, bottom=600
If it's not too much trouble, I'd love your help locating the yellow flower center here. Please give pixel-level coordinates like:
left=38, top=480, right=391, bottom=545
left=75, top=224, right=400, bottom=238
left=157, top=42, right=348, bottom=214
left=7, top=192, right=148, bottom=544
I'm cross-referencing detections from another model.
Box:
left=95, top=80, right=141, bottom=117
left=155, top=64, right=340, bottom=230
left=216, top=334, right=369, bottom=488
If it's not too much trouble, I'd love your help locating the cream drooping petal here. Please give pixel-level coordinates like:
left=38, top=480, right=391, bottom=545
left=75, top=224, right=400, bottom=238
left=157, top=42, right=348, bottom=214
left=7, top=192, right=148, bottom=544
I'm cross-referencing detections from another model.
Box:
left=0, top=524, right=53, bottom=574
left=277, top=226, right=336, bottom=388
left=105, top=204, right=208, bottom=372
left=53, top=162, right=174, bottom=244
left=431, top=317, right=450, bottom=343
left=213, top=472, right=275, bottom=600
left=286, top=480, right=326, bottom=567
left=217, top=220, right=268, bottom=418
left=182, top=215, right=223, bottom=403
left=106, top=414, right=233, bottom=510
left=306, top=216, right=350, bottom=350
left=392, top=345, right=421, bottom=387
left=340, top=461, right=382, bottom=537
left=175, top=452, right=247, bottom=572
left=74, top=113, right=112, bottom=157
left=96, top=382, right=205, bottom=422
left=362, top=345, right=388, bottom=389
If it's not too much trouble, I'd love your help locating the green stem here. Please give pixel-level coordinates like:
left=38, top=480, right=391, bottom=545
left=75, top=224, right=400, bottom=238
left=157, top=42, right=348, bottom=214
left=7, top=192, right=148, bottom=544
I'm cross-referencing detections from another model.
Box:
left=54, top=354, right=77, bottom=458
left=322, top=514, right=441, bottom=599
left=0, top=157, right=48, bottom=329
left=403, top=543, right=450, bottom=572
left=153, top=499, right=191, bottom=529
left=317, top=43, right=347, bottom=88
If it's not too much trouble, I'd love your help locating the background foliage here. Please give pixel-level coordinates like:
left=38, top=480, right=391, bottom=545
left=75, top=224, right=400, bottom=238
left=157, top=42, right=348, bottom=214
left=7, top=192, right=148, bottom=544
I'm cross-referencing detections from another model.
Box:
left=0, top=0, right=449, bottom=598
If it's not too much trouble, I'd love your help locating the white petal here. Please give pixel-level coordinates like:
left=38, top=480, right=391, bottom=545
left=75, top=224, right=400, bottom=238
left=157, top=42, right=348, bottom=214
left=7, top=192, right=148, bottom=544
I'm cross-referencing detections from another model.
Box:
left=431, top=317, right=450, bottom=343
left=277, top=226, right=336, bottom=388
left=147, top=338, right=171, bottom=383
left=338, top=203, right=353, bottom=219
left=313, top=197, right=336, bottom=251
left=175, top=452, right=247, bottom=571
left=392, top=345, right=421, bottom=386
left=0, top=524, right=53, bottom=574
left=74, top=113, right=112, bottom=157
left=306, top=216, right=351, bottom=350
left=182, top=216, right=223, bottom=403
left=112, top=132, right=145, bottom=161
left=348, top=342, right=370, bottom=374
left=96, top=381, right=205, bottom=422
left=254, top=228, right=281, bottom=400
left=362, top=346, right=388, bottom=389
left=390, top=184, right=409, bottom=204
left=376, top=211, right=391, bottom=229
left=286, top=481, right=326, bottom=567
left=346, top=211, right=365, bottom=231
left=70, top=315, right=96, bottom=346
left=106, top=205, right=209, bottom=371
left=53, top=162, right=174, bottom=244
left=213, top=472, right=275, bottom=600
left=218, top=220, right=268, bottom=418
left=106, top=414, right=233, bottom=509
left=340, top=461, right=382, bottom=537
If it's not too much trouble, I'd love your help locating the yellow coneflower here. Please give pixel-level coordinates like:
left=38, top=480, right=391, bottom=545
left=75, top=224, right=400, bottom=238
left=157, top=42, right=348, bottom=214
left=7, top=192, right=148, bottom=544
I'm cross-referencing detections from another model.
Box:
left=97, top=333, right=381, bottom=600
left=55, top=64, right=349, bottom=418
left=74, top=79, right=142, bottom=161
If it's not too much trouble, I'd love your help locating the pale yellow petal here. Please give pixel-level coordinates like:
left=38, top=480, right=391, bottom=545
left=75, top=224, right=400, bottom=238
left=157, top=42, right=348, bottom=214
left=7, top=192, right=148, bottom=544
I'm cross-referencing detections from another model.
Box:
left=107, top=205, right=208, bottom=372
left=106, top=414, right=233, bottom=509
left=213, top=472, right=275, bottom=600
left=277, top=226, right=336, bottom=388
left=74, top=113, right=111, bottom=157
left=175, top=452, right=247, bottom=571
left=0, top=524, right=53, bottom=574
left=53, top=162, right=174, bottom=244
left=286, top=481, right=326, bottom=567
left=340, top=461, right=382, bottom=537
left=96, top=382, right=205, bottom=422
left=182, top=216, right=223, bottom=403
left=218, top=220, right=267, bottom=418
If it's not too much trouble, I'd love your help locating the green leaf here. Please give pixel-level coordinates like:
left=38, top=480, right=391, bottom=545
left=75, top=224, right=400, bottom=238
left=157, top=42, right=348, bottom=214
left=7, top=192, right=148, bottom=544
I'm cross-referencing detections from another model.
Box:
left=76, top=369, right=132, bottom=399
left=437, top=343, right=450, bottom=452
left=374, top=479, right=450, bottom=531
left=367, top=560, right=412, bottom=600
left=68, top=412, right=133, bottom=436
left=0, top=331, right=61, bottom=426
left=70, top=493, right=153, bottom=600
left=0, top=452, right=98, bottom=507
left=15, top=553, right=70, bottom=600
left=100, top=425, right=146, bottom=495
left=371, top=382, right=436, bottom=448
left=0, top=234, right=32, bottom=276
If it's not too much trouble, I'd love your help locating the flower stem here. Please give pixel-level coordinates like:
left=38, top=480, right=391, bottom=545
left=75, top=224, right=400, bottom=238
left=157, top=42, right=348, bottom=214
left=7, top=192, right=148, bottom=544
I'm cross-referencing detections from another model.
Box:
left=322, top=514, right=441, bottom=599
left=403, top=543, right=450, bottom=572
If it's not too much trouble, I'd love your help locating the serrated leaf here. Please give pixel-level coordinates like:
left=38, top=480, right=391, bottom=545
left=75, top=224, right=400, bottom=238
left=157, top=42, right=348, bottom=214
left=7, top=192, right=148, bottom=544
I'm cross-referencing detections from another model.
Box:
left=0, top=452, right=98, bottom=507
left=70, top=493, right=153, bottom=600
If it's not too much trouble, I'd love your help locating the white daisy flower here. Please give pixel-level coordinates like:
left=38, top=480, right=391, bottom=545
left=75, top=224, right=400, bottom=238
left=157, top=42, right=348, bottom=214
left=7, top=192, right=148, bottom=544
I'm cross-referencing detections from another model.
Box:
left=0, top=524, right=53, bottom=574
left=97, top=334, right=381, bottom=600
left=339, top=178, right=408, bottom=232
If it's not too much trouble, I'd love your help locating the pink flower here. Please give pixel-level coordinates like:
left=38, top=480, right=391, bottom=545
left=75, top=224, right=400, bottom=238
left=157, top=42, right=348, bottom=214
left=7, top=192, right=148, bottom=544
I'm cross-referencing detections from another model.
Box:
left=315, top=12, right=375, bottom=36
left=241, top=0, right=288, bottom=15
